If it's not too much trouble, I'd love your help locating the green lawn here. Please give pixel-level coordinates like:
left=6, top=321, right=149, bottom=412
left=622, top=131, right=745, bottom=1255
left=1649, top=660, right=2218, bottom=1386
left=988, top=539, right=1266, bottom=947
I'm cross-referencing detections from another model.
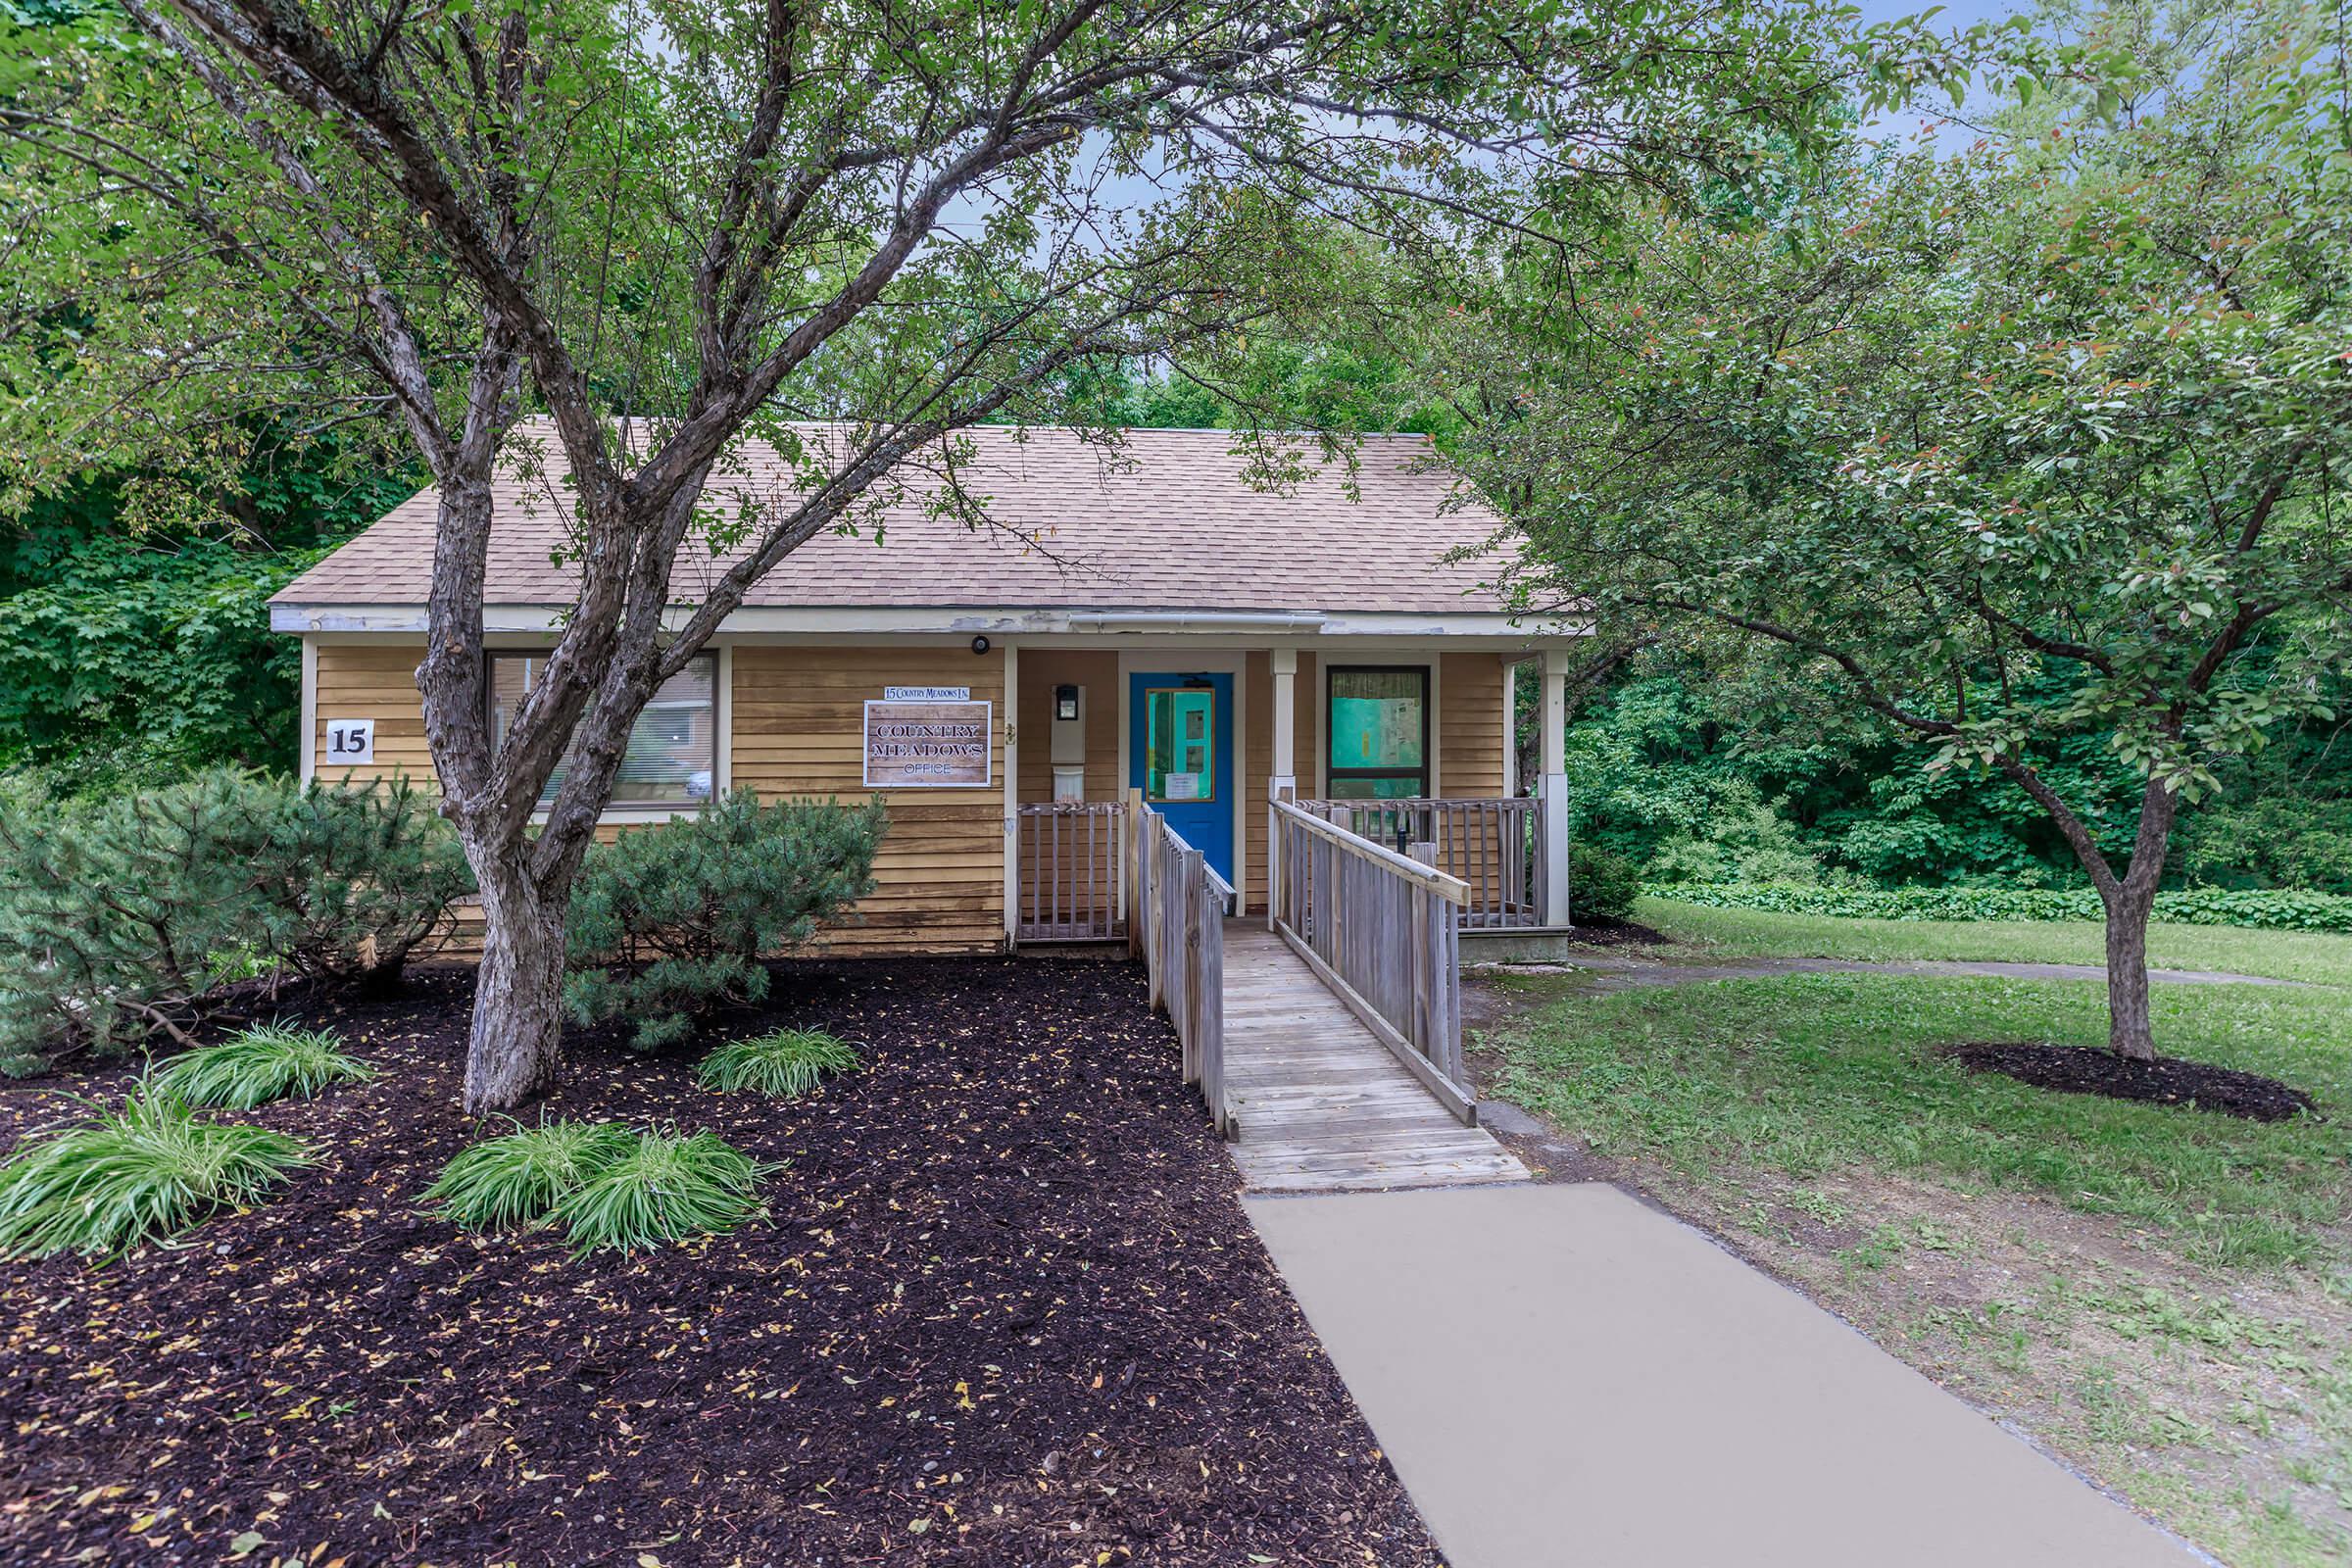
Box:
left=1636, top=896, right=2352, bottom=987
left=1493, top=973, right=2351, bottom=1269
left=1483, top=930, right=2352, bottom=1565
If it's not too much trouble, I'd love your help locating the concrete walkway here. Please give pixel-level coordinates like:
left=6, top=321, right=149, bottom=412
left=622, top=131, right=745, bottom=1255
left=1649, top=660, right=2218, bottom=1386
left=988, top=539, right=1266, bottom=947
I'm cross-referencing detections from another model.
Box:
left=1248, top=1184, right=2203, bottom=1568
left=1498, top=952, right=2299, bottom=993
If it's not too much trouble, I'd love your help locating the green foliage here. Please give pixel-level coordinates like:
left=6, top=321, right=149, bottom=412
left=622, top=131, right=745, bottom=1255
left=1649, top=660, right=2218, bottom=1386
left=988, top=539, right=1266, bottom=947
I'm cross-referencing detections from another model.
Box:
left=564, top=794, right=886, bottom=1050
left=0, top=1084, right=311, bottom=1260
left=418, top=1118, right=638, bottom=1233
left=0, top=769, right=469, bottom=1072
left=153, top=1023, right=371, bottom=1110
left=698, top=1028, right=859, bottom=1100
left=1568, top=843, right=1644, bottom=922
left=1652, top=882, right=2352, bottom=933
left=1446, top=0, right=2352, bottom=953
left=549, top=1129, right=770, bottom=1257
left=0, top=435, right=416, bottom=788
left=252, top=775, right=474, bottom=983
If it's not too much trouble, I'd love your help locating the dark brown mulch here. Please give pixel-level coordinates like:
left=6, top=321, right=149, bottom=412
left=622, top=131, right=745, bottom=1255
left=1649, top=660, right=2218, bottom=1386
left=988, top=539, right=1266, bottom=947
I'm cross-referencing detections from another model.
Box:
left=0, top=958, right=1441, bottom=1568
left=1553, top=916, right=1671, bottom=949
left=1951, top=1040, right=2321, bottom=1123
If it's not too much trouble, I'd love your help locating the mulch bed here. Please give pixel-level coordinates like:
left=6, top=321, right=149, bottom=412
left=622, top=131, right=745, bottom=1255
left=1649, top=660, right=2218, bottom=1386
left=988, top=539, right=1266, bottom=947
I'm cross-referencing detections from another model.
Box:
left=1951, top=1040, right=2321, bottom=1122
left=0, top=958, right=1442, bottom=1568
left=1552, top=916, right=1671, bottom=950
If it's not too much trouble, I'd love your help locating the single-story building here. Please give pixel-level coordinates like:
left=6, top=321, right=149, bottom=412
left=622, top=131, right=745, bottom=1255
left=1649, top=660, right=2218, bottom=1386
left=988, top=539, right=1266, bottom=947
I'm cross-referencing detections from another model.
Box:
left=270, top=422, right=1590, bottom=955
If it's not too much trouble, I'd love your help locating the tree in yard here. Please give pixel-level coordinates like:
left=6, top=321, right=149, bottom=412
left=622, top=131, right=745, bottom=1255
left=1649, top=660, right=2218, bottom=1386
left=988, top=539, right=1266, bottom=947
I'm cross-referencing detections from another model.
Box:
left=1440, top=0, right=2352, bottom=1060
left=0, top=0, right=1954, bottom=1109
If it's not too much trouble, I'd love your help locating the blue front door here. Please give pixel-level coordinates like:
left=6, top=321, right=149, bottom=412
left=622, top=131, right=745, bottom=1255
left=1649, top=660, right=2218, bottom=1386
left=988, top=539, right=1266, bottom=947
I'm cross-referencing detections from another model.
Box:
left=1129, top=671, right=1234, bottom=884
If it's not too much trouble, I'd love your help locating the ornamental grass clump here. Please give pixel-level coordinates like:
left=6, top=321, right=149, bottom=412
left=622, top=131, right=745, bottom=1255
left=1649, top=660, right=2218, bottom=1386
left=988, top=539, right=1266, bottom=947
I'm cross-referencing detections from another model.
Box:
left=153, top=1023, right=372, bottom=1110
left=551, top=1129, right=770, bottom=1256
left=418, top=1118, right=638, bottom=1233
left=697, top=1028, right=859, bottom=1099
left=0, top=1085, right=311, bottom=1260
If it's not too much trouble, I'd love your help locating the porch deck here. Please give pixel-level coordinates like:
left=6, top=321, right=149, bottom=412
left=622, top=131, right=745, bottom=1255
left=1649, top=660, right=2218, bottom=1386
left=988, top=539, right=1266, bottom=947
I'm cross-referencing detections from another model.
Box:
left=1221, top=923, right=1529, bottom=1193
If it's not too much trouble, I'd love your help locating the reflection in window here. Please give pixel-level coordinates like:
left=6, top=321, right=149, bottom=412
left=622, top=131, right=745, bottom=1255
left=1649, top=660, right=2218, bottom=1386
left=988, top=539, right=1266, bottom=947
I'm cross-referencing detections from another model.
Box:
left=1327, top=666, right=1427, bottom=800
left=487, top=653, right=716, bottom=808
left=1144, top=685, right=1216, bottom=803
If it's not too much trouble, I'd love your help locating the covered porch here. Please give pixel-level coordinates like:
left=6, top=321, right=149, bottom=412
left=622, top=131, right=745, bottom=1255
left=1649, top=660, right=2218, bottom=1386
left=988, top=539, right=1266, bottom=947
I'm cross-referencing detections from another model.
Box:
left=1006, top=643, right=1585, bottom=947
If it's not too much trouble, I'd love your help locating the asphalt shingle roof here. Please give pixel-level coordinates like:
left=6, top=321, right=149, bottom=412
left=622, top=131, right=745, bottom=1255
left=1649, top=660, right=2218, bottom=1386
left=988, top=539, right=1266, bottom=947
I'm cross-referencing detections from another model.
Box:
left=271, top=422, right=1514, bottom=614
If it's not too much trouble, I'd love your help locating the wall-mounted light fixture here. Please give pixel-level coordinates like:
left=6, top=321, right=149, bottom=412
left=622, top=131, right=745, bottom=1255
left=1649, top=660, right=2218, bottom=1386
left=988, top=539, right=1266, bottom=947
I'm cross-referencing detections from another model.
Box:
left=969, top=635, right=991, bottom=656
left=1054, top=684, right=1080, bottom=722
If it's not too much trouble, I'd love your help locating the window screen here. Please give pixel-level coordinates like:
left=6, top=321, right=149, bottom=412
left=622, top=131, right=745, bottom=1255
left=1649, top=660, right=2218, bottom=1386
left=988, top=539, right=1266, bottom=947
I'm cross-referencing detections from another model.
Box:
left=487, top=653, right=717, bottom=808
left=1326, top=665, right=1428, bottom=800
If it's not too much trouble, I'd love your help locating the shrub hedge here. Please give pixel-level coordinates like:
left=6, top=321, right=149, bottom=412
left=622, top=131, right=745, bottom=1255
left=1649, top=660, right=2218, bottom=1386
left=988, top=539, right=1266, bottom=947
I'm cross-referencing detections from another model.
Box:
left=0, top=769, right=469, bottom=1073
left=1645, top=881, right=2352, bottom=933
left=564, top=793, right=886, bottom=1050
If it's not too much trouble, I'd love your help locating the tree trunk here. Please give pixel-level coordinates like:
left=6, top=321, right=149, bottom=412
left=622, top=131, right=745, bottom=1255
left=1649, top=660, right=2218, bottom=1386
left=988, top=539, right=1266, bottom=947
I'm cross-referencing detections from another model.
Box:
left=2100, top=878, right=2160, bottom=1063
left=462, top=842, right=569, bottom=1115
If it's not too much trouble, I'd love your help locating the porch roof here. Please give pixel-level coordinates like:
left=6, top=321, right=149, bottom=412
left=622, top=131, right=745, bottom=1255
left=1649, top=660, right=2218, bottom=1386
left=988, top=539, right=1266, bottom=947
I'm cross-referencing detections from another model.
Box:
left=271, top=422, right=1534, bottom=631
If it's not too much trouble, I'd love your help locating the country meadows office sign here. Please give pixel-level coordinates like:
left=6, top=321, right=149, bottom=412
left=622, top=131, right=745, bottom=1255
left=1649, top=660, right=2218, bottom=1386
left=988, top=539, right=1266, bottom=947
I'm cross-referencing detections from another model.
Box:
left=862, top=686, right=993, bottom=789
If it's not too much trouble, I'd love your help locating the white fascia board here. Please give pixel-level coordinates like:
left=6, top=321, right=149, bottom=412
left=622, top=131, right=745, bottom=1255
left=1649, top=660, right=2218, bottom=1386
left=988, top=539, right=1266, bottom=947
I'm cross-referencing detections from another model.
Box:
left=273, top=601, right=1594, bottom=642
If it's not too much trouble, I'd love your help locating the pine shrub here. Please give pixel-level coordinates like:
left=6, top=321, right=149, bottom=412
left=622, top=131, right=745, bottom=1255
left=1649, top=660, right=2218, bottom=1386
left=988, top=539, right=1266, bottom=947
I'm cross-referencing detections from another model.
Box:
left=247, top=775, right=472, bottom=984
left=0, top=1085, right=312, bottom=1260
left=154, top=1023, right=372, bottom=1110
left=564, top=793, right=886, bottom=1050
left=698, top=1028, right=859, bottom=1099
left=0, top=769, right=469, bottom=1073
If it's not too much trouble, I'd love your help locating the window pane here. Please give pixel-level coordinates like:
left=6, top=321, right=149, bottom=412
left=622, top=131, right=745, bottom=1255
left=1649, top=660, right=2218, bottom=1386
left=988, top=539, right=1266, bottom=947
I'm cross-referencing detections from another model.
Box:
left=488, top=654, right=716, bottom=807
left=1145, top=686, right=1215, bottom=803
left=1329, top=668, right=1424, bottom=771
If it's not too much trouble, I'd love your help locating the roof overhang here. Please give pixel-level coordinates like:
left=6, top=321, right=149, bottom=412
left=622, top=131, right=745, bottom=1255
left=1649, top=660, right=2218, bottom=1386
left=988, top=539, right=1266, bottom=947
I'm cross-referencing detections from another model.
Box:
left=270, top=602, right=1591, bottom=642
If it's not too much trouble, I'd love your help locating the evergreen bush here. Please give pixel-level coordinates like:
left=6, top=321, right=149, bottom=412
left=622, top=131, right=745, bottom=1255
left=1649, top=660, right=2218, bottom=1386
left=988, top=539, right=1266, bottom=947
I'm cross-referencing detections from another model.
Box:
left=248, top=775, right=472, bottom=984
left=0, top=768, right=470, bottom=1073
left=564, top=793, right=886, bottom=1050
left=1569, top=843, right=1644, bottom=922
left=1646, top=881, right=2352, bottom=933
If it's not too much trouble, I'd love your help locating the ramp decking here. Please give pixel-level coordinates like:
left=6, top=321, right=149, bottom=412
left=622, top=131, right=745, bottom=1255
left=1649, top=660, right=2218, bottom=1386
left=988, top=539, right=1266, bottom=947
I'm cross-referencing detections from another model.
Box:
left=1220, top=923, right=1528, bottom=1192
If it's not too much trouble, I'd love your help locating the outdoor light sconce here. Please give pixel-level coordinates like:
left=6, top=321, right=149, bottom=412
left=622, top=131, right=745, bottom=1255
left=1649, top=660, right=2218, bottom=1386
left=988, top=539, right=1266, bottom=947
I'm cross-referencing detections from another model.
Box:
left=1054, top=684, right=1080, bottom=722
left=969, top=635, right=991, bottom=656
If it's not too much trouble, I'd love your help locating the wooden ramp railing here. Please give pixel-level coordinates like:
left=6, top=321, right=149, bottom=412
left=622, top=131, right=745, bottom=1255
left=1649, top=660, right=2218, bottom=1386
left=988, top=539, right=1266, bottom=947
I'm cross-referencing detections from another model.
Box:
left=1268, top=798, right=1476, bottom=1123
left=1298, top=798, right=1544, bottom=929
left=1126, top=793, right=1237, bottom=1139
left=1015, top=802, right=1124, bottom=942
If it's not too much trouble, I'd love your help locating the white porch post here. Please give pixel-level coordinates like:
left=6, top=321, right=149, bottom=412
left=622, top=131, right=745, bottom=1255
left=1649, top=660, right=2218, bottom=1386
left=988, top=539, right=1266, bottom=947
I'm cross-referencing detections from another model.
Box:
left=1540, top=647, right=1573, bottom=927
left=1269, top=649, right=1298, bottom=802
left=1002, top=642, right=1019, bottom=950
left=1269, top=649, right=1298, bottom=929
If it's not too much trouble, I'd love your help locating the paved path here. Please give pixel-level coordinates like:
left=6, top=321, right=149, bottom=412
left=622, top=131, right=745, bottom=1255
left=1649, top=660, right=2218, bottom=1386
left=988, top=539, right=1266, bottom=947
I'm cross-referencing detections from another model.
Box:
left=1494, top=952, right=2299, bottom=992
left=1222, top=924, right=1527, bottom=1192
left=1248, top=1184, right=2204, bottom=1568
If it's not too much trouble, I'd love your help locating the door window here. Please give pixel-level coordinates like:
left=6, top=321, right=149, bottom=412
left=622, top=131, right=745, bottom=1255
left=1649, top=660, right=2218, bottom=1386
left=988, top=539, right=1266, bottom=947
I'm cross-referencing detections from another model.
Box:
left=1144, top=686, right=1217, bottom=804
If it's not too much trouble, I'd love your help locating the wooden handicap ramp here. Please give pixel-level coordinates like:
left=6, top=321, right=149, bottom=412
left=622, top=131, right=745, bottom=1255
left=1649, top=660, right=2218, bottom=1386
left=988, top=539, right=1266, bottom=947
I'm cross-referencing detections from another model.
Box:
left=1220, top=924, right=1528, bottom=1193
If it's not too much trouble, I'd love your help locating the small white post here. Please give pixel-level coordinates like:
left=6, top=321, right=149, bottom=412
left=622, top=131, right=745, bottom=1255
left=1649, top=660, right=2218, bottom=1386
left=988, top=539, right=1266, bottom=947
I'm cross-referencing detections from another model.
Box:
left=1003, top=642, right=1020, bottom=950
left=1540, top=647, right=1572, bottom=927
left=298, top=635, right=318, bottom=785
left=1269, top=649, right=1298, bottom=926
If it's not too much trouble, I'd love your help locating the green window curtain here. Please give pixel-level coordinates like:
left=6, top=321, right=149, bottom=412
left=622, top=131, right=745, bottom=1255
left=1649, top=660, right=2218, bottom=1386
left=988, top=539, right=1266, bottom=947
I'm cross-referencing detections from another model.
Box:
left=1327, top=666, right=1427, bottom=800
